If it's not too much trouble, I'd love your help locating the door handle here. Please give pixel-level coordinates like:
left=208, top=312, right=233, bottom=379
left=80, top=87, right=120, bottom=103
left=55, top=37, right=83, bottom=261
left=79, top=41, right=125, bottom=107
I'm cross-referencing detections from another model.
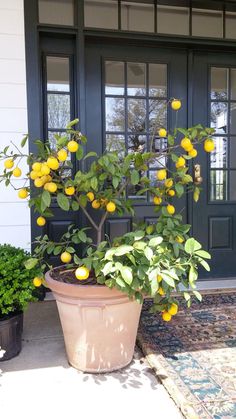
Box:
left=194, top=164, right=203, bottom=185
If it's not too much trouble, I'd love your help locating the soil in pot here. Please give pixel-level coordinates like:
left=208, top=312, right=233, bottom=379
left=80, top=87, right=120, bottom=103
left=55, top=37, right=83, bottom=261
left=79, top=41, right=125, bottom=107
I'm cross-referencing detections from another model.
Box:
left=0, top=312, right=23, bottom=361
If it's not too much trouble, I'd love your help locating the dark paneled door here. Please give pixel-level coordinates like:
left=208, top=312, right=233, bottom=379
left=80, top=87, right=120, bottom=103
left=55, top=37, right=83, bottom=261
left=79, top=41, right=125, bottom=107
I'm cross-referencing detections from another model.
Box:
left=85, top=41, right=188, bottom=239
left=192, top=51, right=236, bottom=278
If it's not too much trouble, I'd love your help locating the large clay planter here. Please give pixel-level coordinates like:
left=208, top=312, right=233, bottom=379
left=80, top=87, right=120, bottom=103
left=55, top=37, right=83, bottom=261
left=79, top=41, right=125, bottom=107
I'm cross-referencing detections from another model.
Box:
left=45, top=270, right=142, bottom=373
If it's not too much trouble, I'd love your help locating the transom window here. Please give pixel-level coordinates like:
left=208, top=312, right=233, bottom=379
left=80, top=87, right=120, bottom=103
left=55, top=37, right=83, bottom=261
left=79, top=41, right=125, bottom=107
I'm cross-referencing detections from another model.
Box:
left=210, top=66, right=236, bottom=201
left=104, top=60, right=168, bottom=201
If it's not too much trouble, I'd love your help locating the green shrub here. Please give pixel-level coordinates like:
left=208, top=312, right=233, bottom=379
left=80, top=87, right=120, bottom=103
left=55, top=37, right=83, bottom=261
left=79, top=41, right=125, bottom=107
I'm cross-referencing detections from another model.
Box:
left=0, top=244, right=38, bottom=317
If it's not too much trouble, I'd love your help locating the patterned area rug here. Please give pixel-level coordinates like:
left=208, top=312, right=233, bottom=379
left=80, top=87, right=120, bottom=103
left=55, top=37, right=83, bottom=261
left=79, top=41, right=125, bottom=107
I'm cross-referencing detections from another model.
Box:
left=137, top=292, right=236, bottom=419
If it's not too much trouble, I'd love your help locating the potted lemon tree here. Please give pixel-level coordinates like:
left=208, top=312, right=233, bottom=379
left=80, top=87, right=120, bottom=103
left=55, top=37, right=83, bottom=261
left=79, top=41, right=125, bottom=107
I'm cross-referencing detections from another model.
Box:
left=0, top=99, right=213, bottom=372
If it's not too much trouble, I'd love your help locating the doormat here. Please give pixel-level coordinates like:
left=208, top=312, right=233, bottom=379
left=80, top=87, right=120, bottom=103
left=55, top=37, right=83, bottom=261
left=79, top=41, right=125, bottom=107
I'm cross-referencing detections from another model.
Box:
left=137, top=292, right=236, bottom=419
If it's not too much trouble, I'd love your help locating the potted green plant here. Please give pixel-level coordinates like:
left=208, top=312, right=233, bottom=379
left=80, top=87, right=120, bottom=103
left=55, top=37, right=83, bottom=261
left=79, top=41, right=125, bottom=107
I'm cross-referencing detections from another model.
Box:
left=0, top=99, right=213, bottom=371
left=0, top=244, right=39, bottom=361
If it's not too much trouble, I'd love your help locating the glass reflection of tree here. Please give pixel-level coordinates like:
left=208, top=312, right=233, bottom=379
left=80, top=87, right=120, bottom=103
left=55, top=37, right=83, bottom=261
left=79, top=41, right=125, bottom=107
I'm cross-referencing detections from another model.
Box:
left=48, top=95, right=70, bottom=132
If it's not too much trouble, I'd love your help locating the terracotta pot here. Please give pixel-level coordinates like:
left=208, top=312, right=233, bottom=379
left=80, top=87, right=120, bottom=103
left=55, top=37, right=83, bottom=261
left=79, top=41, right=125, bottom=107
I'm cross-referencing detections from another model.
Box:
left=45, top=270, right=142, bottom=373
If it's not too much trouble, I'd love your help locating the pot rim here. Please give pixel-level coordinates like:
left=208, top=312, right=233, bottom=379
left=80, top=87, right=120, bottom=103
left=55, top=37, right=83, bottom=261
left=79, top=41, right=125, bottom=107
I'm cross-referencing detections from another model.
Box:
left=0, top=311, right=23, bottom=324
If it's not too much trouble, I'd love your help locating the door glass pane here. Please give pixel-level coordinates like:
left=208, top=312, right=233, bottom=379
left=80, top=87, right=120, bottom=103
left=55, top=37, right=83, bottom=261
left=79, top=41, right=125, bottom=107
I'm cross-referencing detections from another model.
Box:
left=106, top=97, right=125, bottom=131
left=84, top=0, right=118, bottom=29
left=38, top=0, right=74, bottom=26
left=47, top=57, right=70, bottom=92
left=150, top=137, right=167, bottom=168
left=149, top=100, right=167, bottom=132
left=157, top=5, right=189, bottom=35
left=48, top=131, right=66, bottom=150
left=105, top=61, right=124, bottom=95
left=128, top=135, right=146, bottom=154
left=230, top=104, right=236, bottom=134
left=229, top=171, right=236, bottom=200
left=121, top=2, right=154, bottom=33
left=231, top=69, right=236, bottom=100
left=210, top=137, right=227, bottom=168
left=127, top=63, right=146, bottom=96
left=128, top=99, right=146, bottom=132
left=211, top=67, right=228, bottom=100
left=192, top=8, right=223, bottom=38
left=211, top=102, right=228, bottom=134
left=210, top=170, right=227, bottom=201
left=230, top=138, right=236, bottom=168
left=226, top=12, right=236, bottom=39
left=149, top=64, right=167, bottom=97
left=106, top=134, right=125, bottom=156
left=47, top=94, right=70, bottom=129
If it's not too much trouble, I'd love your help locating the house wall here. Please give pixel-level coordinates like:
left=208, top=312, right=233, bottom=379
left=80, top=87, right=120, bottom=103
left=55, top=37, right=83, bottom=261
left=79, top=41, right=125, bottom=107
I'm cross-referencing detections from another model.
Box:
left=0, top=0, right=31, bottom=250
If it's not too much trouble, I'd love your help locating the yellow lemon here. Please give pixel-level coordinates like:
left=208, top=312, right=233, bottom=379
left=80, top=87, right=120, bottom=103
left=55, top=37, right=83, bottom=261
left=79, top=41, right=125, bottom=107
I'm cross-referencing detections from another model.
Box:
left=106, top=201, right=116, bottom=213
left=167, top=204, right=175, bottom=215
left=157, top=169, right=167, bottom=181
left=37, top=216, right=46, bottom=226
left=157, top=275, right=162, bottom=283
left=188, top=148, right=198, bottom=158
left=13, top=167, right=22, bottom=177
left=146, top=225, right=154, bottom=234
left=153, top=196, right=162, bottom=205
left=158, top=287, right=165, bottom=296
left=41, top=163, right=50, bottom=175
left=32, top=162, right=42, bottom=172
left=30, top=170, right=39, bottom=180
left=65, top=186, right=75, bottom=196
left=168, top=303, right=178, bottom=316
left=204, top=139, right=215, bottom=152
left=47, top=157, right=59, bottom=170
left=75, top=266, right=90, bottom=280
left=87, top=192, right=95, bottom=202
left=176, top=235, right=184, bottom=243
left=4, top=159, right=14, bottom=169
left=47, top=182, right=58, bottom=193
left=67, top=140, right=79, bottom=153
left=33, top=277, right=42, bottom=287
left=171, top=99, right=181, bottom=111
left=158, top=128, right=167, bottom=137
left=165, top=178, right=173, bottom=188
left=162, top=311, right=172, bottom=322
left=92, top=199, right=101, bottom=209
left=176, top=156, right=186, bottom=169
left=18, top=188, right=28, bottom=199
left=180, top=137, right=192, bottom=151
left=57, top=149, right=68, bottom=162
left=34, top=178, right=44, bottom=188
left=60, top=251, right=72, bottom=264
left=168, top=189, right=175, bottom=197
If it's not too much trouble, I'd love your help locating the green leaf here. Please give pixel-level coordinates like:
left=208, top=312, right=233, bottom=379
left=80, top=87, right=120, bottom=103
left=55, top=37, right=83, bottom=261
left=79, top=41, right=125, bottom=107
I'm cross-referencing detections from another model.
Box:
left=183, top=291, right=191, bottom=301
left=24, top=258, right=38, bottom=270
left=150, top=277, right=159, bottom=296
left=131, top=170, right=140, bottom=185
left=199, top=259, right=211, bottom=272
left=57, top=193, right=70, bottom=211
left=71, top=200, right=79, bottom=211
left=112, top=177, right=119, bottom=189
left=189, top=265, right=198, bottom=283
left=66, top=247, right=75, bottom=253
left=104, top=248, right=116, bottom=261
left=167, top=134, right=174, bottom=146
left=133, top=230, right=145, bottom=240
left=184, top=238, right=202, bottom=254
left=41, top=190, right=51, bottom=212
left=192, top=290, right=202, bottom=302
left=53, top=246, right=63, bottom=255
left=114, top=245, right=133, bottom=256
left=76, top=146, right=84, bottom=161
left=133, top=241, right=146, bottom=250
left=149, top=236, right=163, bottom=247
left=78, top=230, right=87, bottom=243
left=66, top=118, right=79, bottom=129
left=161, top=272, right=176, bottom=288
left=175, top=183, right=184, bottom=197
left=120, top=266, right=133, bottom=285
left=144, top=246, right=153, bottom=261
left=91, top=177, right=98, bottom=190
left=83, top=151, right=97, bottom=160
left=195, top=250, right=211, bottom=259
left=101, top=262, right=114, bottom=276
left=20, top=135, right=28, bottom=148
left=116, top=277, right=126, bottom=288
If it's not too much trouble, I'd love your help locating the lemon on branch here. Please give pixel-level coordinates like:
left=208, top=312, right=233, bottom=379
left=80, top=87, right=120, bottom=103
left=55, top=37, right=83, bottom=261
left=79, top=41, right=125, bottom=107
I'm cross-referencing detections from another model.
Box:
left=157, top=169, right=167, bottom=181
left=75, top=266, right=90, bottom=280
left=4, top=159, right=14, bottom=169
left=37, top=216, right=46, bottom=226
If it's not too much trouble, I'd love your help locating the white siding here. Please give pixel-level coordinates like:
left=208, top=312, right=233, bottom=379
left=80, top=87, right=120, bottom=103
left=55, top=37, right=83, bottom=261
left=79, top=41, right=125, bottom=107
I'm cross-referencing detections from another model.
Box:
left=0, top=0, right=31, bottom=250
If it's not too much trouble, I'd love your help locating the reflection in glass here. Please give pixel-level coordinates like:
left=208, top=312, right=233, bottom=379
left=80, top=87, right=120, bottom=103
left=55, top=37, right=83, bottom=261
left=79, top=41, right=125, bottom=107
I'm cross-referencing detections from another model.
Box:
left=128, top=135, right=146, bottom=154
left=48, top=131, right=66, bottom=150
left=229, top=171, right=236, bottom=200
left=105, top=61, right=124, bottom=95
left=38, top=0, right=74, bottom=26
left=127, top=63, right=146, bottom=96
left=231, top=69, right=236, bottom=100
left=230, top=103, right=236, bottom=134
left=106, top=134, right=125, bottom=156
left=211, top=67, right=228, bottom=100
left=230, top=137, right=236, bottom=168
left=84, top=0, right=118, bottom=29
left=150, top=136, right=167, bottom=168
left=149, top=100, right=167, bottom=132
left=121, top=2, right=154, bottom=33
left=210, top=137, right=227, bottom=168
left=192, top=8, right=223, bottom=38
left=47, top=94, right=70, bottom=129
left=149, top=64, right=167, bottom=97
left=47, top=57, right=70, bottom=92
left=128, top=99, right=146, bottom=132
left=226, top=12, right=236, bottom=39
left=157, top=5, right=189, bottom=36
left=211, top=102, right=228, bottom=134
left=210, top=170, right=227, bottom=201
left=106, top=97, right=125, bottom=131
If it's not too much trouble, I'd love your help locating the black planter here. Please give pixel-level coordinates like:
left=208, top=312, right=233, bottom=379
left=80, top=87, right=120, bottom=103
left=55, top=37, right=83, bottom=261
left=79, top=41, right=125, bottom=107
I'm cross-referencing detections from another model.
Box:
left=0, top=312, right=23, bottom=361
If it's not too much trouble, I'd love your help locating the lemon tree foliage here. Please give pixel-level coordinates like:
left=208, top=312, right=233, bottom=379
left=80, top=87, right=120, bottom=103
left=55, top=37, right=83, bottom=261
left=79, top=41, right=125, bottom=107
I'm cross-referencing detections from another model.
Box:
left=0, top=101, right=214, bottom=320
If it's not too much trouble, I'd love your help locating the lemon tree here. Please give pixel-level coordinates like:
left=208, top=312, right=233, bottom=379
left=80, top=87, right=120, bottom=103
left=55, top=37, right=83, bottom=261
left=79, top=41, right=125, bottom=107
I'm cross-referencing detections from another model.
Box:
left=0, top=101, right=214, bottom=318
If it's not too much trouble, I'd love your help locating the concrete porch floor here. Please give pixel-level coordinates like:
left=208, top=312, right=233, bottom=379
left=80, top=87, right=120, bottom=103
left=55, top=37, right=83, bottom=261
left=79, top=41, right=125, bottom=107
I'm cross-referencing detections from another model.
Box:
left=0, top=301, right=182, bottom=419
